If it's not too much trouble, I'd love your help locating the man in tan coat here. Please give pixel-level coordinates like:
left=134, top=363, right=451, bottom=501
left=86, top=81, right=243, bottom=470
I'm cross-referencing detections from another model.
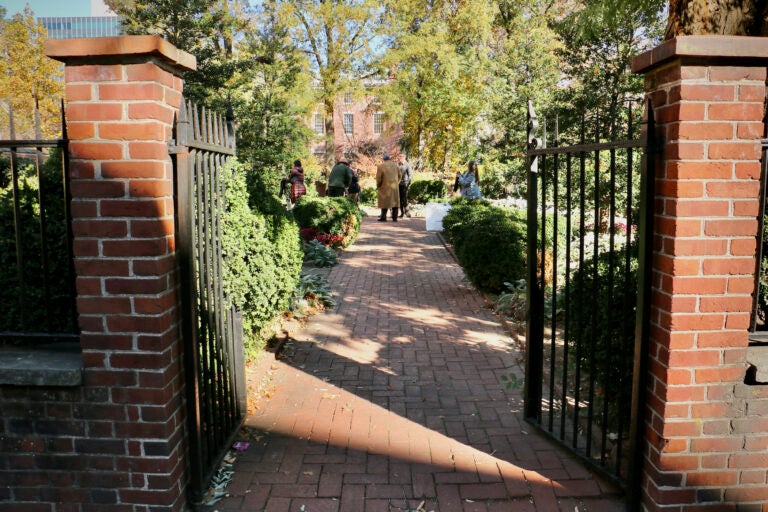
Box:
left=376, top=154, right=402, bottom=222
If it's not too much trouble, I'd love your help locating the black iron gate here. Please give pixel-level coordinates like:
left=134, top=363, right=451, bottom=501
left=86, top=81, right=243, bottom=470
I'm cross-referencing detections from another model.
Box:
left=524, top=99, right=655, bottom=504
left=172, top=100, right=245, bottom=504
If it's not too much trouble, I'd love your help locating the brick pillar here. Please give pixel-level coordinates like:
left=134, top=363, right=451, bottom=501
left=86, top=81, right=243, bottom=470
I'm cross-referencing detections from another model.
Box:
left=45, top=36, right=196, bottom=511
left=632, top=37, right=768, bottom=510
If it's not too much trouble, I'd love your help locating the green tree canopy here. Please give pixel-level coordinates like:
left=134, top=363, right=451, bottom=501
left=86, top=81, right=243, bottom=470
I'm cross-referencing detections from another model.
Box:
left=105, top=0, right=252, bottom=106
left=379, top=0, right=496, bottom=173
left=231, top=4, right=314, bottom=184
left=266, top=0, right=392, bottom=163
left=485, top=0, right=563, bottom=171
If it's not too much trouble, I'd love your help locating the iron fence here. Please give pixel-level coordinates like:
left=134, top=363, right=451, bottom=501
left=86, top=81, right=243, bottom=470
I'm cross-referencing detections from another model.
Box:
left=525, top=99, right=655, bottom=504
left=749, top=140, right=768, bottom=343
left=0, top=102, right=78, bottom=345
left=172, top=100, right=245, bottom=504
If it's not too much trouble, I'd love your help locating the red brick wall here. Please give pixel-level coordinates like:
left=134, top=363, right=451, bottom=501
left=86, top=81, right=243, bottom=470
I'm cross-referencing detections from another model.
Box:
left=0, top=36, right=195, bottom=512
left=310, top=94, right=403, bottom=163
left=633, top=36, right=768, bottom=511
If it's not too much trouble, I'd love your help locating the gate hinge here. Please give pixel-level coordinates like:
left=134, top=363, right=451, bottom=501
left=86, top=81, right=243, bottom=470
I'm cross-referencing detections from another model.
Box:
left=168, top=138, right=187, bottom=155
left=761, top=138, right=768, bottom=149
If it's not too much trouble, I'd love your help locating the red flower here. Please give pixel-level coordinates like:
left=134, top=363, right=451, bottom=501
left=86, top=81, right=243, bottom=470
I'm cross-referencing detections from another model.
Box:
left=300, top=227, right=318, bottom=242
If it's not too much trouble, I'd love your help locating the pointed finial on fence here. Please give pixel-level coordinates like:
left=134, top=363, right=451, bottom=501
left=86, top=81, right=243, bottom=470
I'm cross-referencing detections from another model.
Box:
left=226, top=95, right=235, bottom=142
left=527, top=100, right=540, bottom=150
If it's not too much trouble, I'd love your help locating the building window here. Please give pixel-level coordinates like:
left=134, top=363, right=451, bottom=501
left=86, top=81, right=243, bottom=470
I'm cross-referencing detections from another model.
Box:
left=373, top=112, right=384, bottom=135
left=313, top=112, right=324, bottom=134
left=343, top=113, right=354, bottom=135
left=344, top=92, right=353, bottom=105
left=39, top=16, right=122, bottom=39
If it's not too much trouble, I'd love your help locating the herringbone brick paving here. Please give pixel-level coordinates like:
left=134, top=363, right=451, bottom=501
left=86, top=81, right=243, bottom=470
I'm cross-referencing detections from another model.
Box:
left=205, top=211, right=625, bottom=511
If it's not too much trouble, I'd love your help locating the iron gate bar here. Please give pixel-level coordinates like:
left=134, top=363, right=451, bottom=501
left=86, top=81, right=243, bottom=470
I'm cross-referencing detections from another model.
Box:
left=9, top=107, right=27, bottom=329
left=527, top=139, right=642, bottom=155
left=605, top=107, right=620, bottom=464
left=0, top=140, right=64, bottom=147
left=34, top=105, right=52, bottom=330
left=575, top=115, right=586, bottom=450
left=542, top=117, right=548, bottom=411
left=525, top=100, right=544, bottom=421
left=175, top=99, right=243, bottom=504
left=548, top=115, right=559, bottom=434
left=525, top=99, right=652, bottom=498
left=627, top=100, right=656, bottom=510
left=616, top=104, right=635, bottom=474
left=562, top=151, right=573, bottom=442
left=0, top=100, right=76, bottom=341
left=587, top=112, right=599, bottom=460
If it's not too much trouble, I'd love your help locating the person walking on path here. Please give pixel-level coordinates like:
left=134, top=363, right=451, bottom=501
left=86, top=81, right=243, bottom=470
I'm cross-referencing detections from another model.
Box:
left=282, top=159, right=306, bottom=204
left=376, top=153, right=402, bottom=221
left=454, top=160, right=482, bottom=199
left=328, top=158, right=353, bottom=197
left=347, top=167, right=361, bottom=205
left=398, top=155, right=412, bottom=218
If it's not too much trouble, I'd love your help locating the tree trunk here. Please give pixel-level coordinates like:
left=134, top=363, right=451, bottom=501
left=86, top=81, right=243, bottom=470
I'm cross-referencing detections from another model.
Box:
left=665, top=0, right=768, bottom=39
left=324, top=97, right=336, bottom=166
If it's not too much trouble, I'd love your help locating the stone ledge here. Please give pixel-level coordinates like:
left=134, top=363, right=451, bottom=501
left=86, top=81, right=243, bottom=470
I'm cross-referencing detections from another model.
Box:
left=0, top=346, right=83, bottom=386
left=44, top=35, right=196, bottom=73
left=747, top=343, right=768, bottom=385
left=632, top=35, right=768, bottom=74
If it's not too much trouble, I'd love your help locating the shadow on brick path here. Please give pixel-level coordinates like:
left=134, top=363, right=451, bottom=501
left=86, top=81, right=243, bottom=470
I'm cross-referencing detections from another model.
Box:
left=202, top=211, right=626, bottom=512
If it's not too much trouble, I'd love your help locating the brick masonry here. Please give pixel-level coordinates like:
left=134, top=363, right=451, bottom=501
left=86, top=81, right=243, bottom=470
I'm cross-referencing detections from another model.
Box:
left=633, top=36, right=768, bottom=511
left=0, top=36, right=195, bottom=512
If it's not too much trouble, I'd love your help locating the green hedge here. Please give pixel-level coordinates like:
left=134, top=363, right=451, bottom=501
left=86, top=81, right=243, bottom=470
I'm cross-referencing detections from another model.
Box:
left=442, top=197, right=527, bottom=293
left=565, top=241, right=639, bottom=425
left=292, top=196, right=362, bottom=249
left=409, top=179, right=447, bottom=204
left=360, top=187, right=377, bottom=206
left=222, top=160, right=303, bottom=352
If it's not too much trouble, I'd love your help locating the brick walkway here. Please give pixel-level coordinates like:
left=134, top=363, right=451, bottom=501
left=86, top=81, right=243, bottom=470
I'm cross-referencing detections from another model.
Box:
left=204, top=211, right=626, bottom=512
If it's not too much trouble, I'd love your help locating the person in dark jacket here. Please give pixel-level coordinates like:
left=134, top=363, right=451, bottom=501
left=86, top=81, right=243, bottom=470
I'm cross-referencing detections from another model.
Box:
left=398, top=155, right=412, bottom=218
left=328, top=158, right=353, bottom=197
left=348, top=167, right=361, bottom=205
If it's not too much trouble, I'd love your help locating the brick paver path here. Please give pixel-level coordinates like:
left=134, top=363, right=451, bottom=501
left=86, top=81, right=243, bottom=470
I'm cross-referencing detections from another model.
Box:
left=205, top=212, right=625, bottom=512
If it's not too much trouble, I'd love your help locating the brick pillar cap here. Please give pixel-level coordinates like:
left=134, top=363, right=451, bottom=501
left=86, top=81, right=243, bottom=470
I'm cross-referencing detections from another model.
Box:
left=632, top=35, right=768, bottom=74
left=45, top=35, right=196, bottom=73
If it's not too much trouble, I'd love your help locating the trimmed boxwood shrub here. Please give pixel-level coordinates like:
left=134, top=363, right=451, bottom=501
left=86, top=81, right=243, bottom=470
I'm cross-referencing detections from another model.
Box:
left=292, top=196, right=362, bottom=249
left=222, top=160, right=303, bottom=352
left=409, top=179, right=447, bottom=204
left=360, top=187, right=377, bottom=206
left=565, top=241, right=639, bottom=427
left=442, top=197, right=527, bottom=294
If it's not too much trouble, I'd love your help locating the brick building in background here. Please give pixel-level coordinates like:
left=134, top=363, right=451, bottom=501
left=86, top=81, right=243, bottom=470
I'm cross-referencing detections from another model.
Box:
left=310, top=84, right=403, bottom=165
